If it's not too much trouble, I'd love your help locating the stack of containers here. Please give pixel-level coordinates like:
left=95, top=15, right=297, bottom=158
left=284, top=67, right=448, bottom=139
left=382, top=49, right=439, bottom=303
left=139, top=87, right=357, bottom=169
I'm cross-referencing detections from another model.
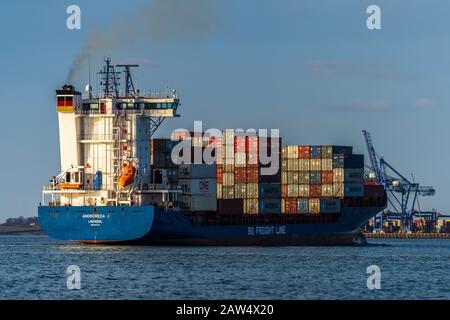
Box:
left=150, top=138, right=180, bottom=186
left=216, top=132, right=282, bottom=215
left=281, top=145, right=364, bottom=215
left=179, top=164, right=217, bottom=212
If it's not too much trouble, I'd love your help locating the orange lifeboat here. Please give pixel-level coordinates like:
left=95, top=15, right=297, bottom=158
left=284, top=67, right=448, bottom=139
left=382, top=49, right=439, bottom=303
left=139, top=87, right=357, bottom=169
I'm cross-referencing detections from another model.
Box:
left=119, top=165, right=136, bottom=188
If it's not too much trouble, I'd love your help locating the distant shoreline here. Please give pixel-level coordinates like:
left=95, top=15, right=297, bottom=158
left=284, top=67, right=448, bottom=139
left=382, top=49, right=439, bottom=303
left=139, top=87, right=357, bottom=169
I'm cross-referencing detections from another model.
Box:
left=0, top=225, right=44, bottom=235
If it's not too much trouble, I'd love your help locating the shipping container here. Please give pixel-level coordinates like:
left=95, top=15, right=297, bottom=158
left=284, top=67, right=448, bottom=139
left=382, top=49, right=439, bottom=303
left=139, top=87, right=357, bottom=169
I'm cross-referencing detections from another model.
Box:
left=180, top=195, right=217, bottom=212
left=246, top=183, right=259, bottom=198
left=246, top=136, right=259, bottom=154
left=234, top=136, right=246, bottom=153
left=310, top=158, right=321, bottom=171
left=281, top=146, right=288, bottom=159
left=344, top=183, right=364, bottom=197
left=310, top=184, right=322, bottom=197
left=281, top=199, right=286, bottom=214
left=259, top=198, right=282, bottom=214
left=333, top=183, right=344, bottom=198
left=222, top=186, right=235, bottom=199
left=298, top=172, right=310, bottom=184
left=297, top=198, right=309, bottom=214
left=223, top=130, right=235, bottom=145
left=298, top=159, right=310, bottom=171
left=332, top=154, right=344, bottom=168
left=235, top=152, right=246, bottom=166
left=321, top=171, right=333, bottom=184
left=332, top=146, right=353, bottom=156
left=287, top=172, right=299, bottom=184
left=344, top=168, right=364, bottom=183
left=309, top=198, right=320, bottom=214
left=287, top=159, right=298, bottom=171
left=321, top=158, right=333, bottom=171
left=310, top=171, right=322, bottom=184
left=244, top=198, right=259, bottom=214
left=217, top=165, right=223, bottom=184
left=344, top=154, right=364, bottom=169
left=298, top=184, right=310, bottom=197
left=179, top=164, right=217, bottom=179
left=321, top=184, right=333, bottom=197
left=298, top=146, right=310, bottom=159
left=281, top=184, right=288, bottom=198
left=234, top=183, right=247, bottom=198
left=321, top=145, right=333, bottom=158
left=284, top=198, right=298, bottom=214
left=286, top=145, right=298, bottom=159
left=223, top=164, right=235, bottom=173
left=246, top=165, right=259, bottom=183
left=364, top=183, right=385, bottom=200
left=310, top=146, right=322, bottom=158
left=320, top=199, right=341, bottom=214
left=217, top=183, right=222, bottom=199
left=223, top=172, right=234, bottom=186
left=217, top=199, right=244, bottom=215
left=179, top=178, right=217, bottom=195
left=282, top=172, right=288, bottom=184
left=287, top=184, right=299, bottom=197
left=259, top=183, right=282, bottom=198
left=333, top=168, right=344, bottom=183
left=234, top=167, right=247, bottom=183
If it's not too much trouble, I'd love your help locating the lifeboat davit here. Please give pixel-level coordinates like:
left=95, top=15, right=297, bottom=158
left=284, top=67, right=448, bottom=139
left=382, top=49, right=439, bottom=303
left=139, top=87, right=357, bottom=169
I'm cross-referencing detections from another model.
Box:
left=119, top=165, right=136, bottom=188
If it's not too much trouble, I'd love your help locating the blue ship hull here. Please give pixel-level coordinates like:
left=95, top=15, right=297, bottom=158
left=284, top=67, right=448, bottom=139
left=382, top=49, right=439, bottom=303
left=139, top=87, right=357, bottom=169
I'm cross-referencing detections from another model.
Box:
left=38, top=206, right=383, bottom=246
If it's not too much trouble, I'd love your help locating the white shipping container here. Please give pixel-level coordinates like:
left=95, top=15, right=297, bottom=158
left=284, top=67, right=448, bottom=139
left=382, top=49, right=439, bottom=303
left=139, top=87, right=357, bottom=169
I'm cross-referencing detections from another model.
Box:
left=179, top=178, right=217, bottom=195
left=180, top=195, right=217, bottom=212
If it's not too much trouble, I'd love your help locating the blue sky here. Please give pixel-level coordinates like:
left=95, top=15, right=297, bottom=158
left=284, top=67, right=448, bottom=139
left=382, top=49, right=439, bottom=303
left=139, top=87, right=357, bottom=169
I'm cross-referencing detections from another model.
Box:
left=0, top=0, right=448, bottom=221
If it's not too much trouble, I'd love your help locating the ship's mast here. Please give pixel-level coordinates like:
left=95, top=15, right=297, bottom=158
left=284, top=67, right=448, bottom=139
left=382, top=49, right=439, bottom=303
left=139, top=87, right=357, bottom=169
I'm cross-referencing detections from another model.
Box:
left=98, top=57, right=120, bottom=98
left=117, top=64, right=139, bottom=97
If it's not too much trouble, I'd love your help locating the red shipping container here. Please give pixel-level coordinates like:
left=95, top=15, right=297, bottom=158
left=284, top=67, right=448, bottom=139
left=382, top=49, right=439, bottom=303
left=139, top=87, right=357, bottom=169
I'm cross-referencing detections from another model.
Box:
left=246, top=136, right=259, bottom=153
left=234, top=136, right=246, bottom=153
left=285, top=198, right=297, bottom=214
left=217, top=165, right=223, bottom=184
left=246, top=165, right=259, bottom=183
left=234, top=167, right=247, bottom=183
left=281, top=184, right=288, bottom=198
left=322, top=171, right=333, bottom=184
left=298, top=146, right=310, bottom=159
left=310, top=185, right=322, bottom=197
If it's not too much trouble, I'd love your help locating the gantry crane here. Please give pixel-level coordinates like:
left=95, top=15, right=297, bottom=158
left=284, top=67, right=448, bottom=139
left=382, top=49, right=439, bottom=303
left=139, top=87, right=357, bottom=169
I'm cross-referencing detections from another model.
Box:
left=362, top=130, right=436, bottom=231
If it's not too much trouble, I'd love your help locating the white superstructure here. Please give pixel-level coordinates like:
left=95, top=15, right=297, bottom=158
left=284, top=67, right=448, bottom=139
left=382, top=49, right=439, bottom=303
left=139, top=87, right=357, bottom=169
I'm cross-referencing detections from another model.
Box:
left=42, top=59, right=181, bottom=207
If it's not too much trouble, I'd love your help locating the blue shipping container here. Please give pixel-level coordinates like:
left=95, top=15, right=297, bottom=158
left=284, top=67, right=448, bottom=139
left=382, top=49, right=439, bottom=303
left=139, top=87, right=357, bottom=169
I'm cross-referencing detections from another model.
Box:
left=297, top=198, right=309, bottom=214
left=310, top=146, right=322, bottom=158
left=344, top=183, right=364, bottom=197
left=310, top=172, right=322, bottom=184
left=259, top=199, right=282, bottom=214
left=259, top=184, right=282, bottom=199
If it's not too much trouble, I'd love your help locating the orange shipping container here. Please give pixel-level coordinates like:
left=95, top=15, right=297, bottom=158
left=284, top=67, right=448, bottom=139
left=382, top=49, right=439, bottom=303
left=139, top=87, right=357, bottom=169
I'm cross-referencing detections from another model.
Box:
left=310, top=184, right=322, bottom=197
left=246, top=165, right=259, bottom=183
left=234, top=167, right=247, bottom=183
left=285, top=198, right=298, bottom=214
left=281, top=184, right=288, bottom=198
left=298, top=146, right=310, bottom=159
left=217, top=165, right=223, bottom=184
left=322, top=171, right=333, bottom=184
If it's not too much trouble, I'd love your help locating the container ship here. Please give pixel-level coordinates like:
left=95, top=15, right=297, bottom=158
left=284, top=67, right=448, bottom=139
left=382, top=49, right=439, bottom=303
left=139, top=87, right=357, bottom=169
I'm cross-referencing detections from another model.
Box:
left=38, top=59, right=387, bottom=246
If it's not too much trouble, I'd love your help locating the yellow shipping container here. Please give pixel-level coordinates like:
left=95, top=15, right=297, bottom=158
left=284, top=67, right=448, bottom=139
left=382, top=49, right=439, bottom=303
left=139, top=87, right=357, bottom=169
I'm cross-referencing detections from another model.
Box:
left=282, top=159, right=288, bottom=171
left=234, top=183, right=247, bottom=198
left=298, top=172, right=310, bottom=184
left=223, top=129, right=235, bottom=145
left=223, top=157, right=235, bottom=166
left=310, top=158, right=322, bottom=171
left=246, top=183, right=259, bottom=198
left=333, top=183, right=344, bottom=198
left=287, top=184, right=299, bottom=197
left=282, top=146, right=288, bottom=159
left=322, top=158, right=333, bottom=171
left=282, top=172, right=288, bottom=184
left=235, top=152, right=246, bottom=166
left=244, top=198, right=259, bottom=214
left=217, top=183, right=223, bottom=199
left=223, top=172, right=235, bottom=186
left=333, top=168, right=344, bottom=183
left=298, top=159, right=310, bottom=171
left=281, top=199, right=286, bottom=214
left=309, top=198, right=320, bottom=214
left=224, top=164, right=235, bottom=173
left=287, top=172, right=299, bottom=184
left=298, top=184, right=310, bottom=197
left=222, top=186, right=235, bottom=199
left=287, top=159, right=298, bottom=171
left=286, top=145, right=298, bottom=159
left=322, top=184, right=333, bottom=197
